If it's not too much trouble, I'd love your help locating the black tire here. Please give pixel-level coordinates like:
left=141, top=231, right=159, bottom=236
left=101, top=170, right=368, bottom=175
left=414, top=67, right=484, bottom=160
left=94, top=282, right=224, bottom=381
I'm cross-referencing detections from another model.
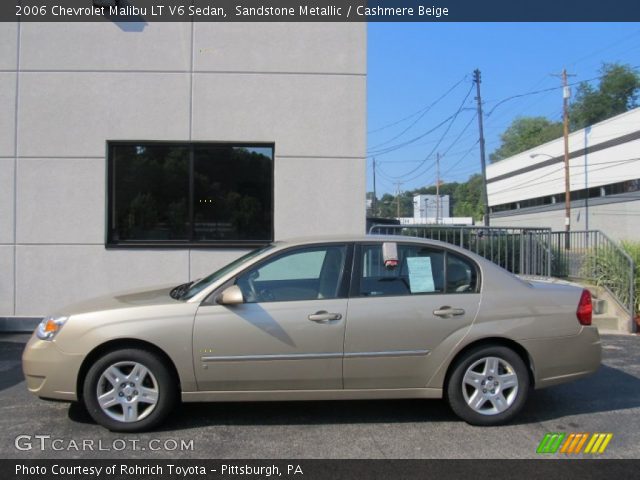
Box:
left=82, top=348, right=176, bottom=432
left=446, top=345, right=529, bottom=426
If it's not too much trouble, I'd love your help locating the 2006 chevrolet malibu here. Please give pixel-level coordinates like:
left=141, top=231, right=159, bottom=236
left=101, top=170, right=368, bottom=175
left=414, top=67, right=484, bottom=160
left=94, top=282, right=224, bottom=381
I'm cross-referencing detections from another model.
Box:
left=23, top=236, right=601, bottom=431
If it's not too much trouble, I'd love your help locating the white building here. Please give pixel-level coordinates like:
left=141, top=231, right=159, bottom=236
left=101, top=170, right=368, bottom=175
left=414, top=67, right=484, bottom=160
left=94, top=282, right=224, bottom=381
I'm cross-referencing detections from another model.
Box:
left=487, top=108, right=640, bottom=240
left=394, top=194, right=471, bottom=225
left=413, top=194, right=450, bottom=220
left=0, top=22, right=366, bottom=322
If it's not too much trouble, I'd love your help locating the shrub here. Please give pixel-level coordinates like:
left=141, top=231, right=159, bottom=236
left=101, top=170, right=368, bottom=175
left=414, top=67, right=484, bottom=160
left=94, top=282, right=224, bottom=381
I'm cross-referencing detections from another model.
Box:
left=621, top=240, right=640, bottom=314
left=582, top=240, right=639, bottom=314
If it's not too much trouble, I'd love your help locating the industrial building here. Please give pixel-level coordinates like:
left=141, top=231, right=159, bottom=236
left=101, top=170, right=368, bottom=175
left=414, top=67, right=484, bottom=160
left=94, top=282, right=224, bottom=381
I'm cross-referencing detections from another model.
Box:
left=413, top=194, right=450, bottom=220
left=487, top=107, right=640, bottom=240
left=0, top=22, right=366, bottom=321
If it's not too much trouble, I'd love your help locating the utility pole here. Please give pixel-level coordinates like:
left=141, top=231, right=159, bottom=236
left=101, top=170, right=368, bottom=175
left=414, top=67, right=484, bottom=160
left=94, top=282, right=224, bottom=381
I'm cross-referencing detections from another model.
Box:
left=562, top=68, right=571, bottom=250
left=372, top=157, right=377, bottom=217
left=473, top=69, right=490, bottom=227
left=394, top=182, right=403, bottom=219
left=436, top=153, right=441, bottom=224
left=553, top=68, right=576, bottom=249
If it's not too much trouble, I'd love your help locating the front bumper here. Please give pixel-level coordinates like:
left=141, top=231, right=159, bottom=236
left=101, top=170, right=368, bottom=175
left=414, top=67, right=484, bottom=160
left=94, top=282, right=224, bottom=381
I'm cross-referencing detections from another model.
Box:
left=521, top=326, right=602, bottom=389
left=22, top=334, right=84, bottom=401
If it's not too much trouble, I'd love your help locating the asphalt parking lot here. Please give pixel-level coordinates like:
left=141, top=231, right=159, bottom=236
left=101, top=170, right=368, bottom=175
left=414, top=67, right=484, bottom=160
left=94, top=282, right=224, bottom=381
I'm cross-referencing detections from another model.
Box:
left=1, top=332, right=639, bottom=459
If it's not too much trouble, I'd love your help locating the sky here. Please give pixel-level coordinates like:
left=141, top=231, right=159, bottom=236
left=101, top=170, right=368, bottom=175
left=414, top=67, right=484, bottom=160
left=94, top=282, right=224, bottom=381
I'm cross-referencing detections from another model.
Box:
left=367, top=23, right=640, bottom=196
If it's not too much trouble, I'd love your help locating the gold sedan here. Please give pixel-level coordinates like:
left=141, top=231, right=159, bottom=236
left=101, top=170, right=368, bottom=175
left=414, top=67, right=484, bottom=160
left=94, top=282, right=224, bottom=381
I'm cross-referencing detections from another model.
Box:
left=23, top=236, right=601, bottom=431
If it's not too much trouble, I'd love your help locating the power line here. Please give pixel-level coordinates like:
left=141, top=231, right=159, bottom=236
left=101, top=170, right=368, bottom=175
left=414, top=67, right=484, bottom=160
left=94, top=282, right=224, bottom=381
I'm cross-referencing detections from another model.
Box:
left=375, top=164, right=402, bottom=181
left=366, top=114, right=457, bottom=157
left=368, top=76, right=470, bottom=149
left=367, top=83, right=475, bottom=158
left=568, top=29, right=640, bottom=68
left=441, top=112, right=477, bottom=157
left=483, top=65, right=640, bottom=118
left=443, top=140, right=480, bottom=176
left=369, top=61, right=640, bottom=191
left=367, top=75, right=468, bottom=135
left=378, top=84, right=476, bottom=181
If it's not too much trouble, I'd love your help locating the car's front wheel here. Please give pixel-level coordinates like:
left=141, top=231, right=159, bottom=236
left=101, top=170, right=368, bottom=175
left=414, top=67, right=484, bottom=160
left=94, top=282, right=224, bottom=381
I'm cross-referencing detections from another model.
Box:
left=82, top=349, right=176, bottom=432
left=446, top=345, right=529, bottom=426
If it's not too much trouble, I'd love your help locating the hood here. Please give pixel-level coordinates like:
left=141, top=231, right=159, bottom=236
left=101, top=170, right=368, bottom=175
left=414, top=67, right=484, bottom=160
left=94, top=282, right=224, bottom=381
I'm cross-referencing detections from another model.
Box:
left=56, top=284, right=181, bottom=317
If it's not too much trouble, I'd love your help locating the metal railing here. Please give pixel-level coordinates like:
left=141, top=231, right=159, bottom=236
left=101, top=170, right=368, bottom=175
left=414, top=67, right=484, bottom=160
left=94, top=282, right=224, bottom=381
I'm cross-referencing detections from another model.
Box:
left=550, top=230, right=636, bottom=320
left=368, top=224, right=552, bottom=277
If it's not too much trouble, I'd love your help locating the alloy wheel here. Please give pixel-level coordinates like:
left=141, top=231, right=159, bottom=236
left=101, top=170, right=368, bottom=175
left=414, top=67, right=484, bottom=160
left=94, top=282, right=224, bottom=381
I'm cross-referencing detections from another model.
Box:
left=461, top=356, right=519, bottom=415
left=96, top=361, right=159, bottom=423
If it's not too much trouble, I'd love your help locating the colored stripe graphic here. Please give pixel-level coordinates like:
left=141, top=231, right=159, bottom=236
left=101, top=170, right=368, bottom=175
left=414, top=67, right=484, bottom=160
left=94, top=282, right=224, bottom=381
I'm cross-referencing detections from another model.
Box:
left=584, top=433, right=613, bottom=454
left=560, top=433, right=589, bottom=454
left=539, top=433, right=613, bottom=454
left=537, top=433, right=565, bottom=453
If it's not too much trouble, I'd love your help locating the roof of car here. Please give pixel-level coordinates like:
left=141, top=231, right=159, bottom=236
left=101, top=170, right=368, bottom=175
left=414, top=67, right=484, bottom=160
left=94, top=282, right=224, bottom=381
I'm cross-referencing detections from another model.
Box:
left=275, top=234, right=417, bottom=244
left=271, top=235, right=501, bottom=271
left=274, top=234, right=463, bottom=250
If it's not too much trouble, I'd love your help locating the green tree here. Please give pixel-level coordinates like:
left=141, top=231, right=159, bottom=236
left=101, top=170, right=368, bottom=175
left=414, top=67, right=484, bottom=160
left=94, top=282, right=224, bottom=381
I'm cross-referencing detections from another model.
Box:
left=376, top=192, right=413, bottom=218
left=570, top=63, right=640, bottom=130
left=452, top=174, right=484, bottom=220
left=490, top=116, right=563, bottom=162
left=371, top=174, right=484, bottom=222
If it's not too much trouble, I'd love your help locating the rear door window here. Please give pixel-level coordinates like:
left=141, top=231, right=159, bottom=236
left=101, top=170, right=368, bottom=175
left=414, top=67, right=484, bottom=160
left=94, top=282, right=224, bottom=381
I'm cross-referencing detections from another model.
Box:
left=358, top=244, right=478, bottom=297
left=359, top=244, right=445, bottom=297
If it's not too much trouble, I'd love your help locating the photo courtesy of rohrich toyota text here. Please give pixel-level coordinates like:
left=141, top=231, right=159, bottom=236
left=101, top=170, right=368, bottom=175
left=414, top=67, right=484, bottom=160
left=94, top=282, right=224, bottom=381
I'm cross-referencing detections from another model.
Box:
left=1, top=0, right=640, bottom=478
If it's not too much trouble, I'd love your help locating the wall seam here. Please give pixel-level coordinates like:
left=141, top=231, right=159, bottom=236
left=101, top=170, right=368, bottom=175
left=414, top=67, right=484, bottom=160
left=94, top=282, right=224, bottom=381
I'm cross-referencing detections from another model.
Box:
left=14, top=156, right=104, bottom=160
left=3, top=69, right=366, bottom=77
left=12, top=21, right=21, bottom=316
left=1, top=243, right=106, bottom=246
left=188, top=20, right=194, bottom=281
left=9, top=154, right=366, bottom=161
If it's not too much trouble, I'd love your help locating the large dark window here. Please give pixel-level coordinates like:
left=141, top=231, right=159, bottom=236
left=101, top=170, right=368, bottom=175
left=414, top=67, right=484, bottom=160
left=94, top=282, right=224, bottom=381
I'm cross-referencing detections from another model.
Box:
left=107, top=142, right=273, bottom=247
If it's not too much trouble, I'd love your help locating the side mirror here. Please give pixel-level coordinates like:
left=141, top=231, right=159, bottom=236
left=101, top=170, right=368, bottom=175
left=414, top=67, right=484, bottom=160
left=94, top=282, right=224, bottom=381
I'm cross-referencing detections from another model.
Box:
left=216, top=285, right=244, bottom=305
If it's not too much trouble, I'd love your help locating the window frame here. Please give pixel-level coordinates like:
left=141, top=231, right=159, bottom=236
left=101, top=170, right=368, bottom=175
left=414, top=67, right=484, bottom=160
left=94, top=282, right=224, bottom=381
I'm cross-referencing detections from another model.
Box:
left=105, top=140, right=275, bottom=249
left=350, top=242, right=481, bottom=298
left=204, top=242, right=355, bottom=305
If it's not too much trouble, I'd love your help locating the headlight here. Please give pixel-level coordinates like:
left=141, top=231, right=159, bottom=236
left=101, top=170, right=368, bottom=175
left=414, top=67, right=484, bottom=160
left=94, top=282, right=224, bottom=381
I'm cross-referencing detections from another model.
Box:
left=36, top=316, right=68, bottom=340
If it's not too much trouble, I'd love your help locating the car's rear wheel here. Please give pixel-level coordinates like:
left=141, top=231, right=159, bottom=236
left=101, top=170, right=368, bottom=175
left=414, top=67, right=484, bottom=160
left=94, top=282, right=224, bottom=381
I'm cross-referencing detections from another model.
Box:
left=82, top=349, right=176, bottom=432
left=446, top=345, right=529, bottom=426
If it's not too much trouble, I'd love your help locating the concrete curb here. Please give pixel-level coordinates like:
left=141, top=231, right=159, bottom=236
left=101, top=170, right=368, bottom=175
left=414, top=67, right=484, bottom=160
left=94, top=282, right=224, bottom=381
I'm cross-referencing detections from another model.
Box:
left=0, top=317, right=40, bottom=333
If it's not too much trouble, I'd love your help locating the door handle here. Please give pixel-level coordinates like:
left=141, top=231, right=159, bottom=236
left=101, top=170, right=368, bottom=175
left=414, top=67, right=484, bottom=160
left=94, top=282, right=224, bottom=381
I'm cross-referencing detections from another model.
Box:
left=433, top=306, right=466, bottom=317
left=308, top=311, right=342, bottom=322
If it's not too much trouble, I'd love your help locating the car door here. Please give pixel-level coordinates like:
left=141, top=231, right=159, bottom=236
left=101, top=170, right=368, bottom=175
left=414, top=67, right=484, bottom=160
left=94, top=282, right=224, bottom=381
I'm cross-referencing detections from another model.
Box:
left=193, top=243, right=351, bottom=391
left=343, top=242, right=481, bottom=389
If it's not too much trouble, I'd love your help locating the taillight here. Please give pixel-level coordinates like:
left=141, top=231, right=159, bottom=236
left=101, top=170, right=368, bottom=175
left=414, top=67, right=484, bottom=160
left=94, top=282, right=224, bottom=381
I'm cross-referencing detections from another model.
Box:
left=576, top=289, right=592, bottom=326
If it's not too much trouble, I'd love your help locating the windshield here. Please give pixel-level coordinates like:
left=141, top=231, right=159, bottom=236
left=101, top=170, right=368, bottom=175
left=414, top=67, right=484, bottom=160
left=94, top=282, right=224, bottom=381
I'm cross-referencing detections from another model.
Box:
left=179, top=244, right=275, bottom=300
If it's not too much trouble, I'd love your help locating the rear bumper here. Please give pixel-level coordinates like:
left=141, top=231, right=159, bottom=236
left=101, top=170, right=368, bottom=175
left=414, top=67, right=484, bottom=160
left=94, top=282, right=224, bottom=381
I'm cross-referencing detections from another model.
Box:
left=22, top=334, right=83, bottom=401
left=521, top=326, right=602, bottom=389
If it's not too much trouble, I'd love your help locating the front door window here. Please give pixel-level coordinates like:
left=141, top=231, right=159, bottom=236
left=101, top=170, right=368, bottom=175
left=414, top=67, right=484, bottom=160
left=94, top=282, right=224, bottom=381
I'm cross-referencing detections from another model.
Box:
left=236, top=245, right=348, bottom=303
